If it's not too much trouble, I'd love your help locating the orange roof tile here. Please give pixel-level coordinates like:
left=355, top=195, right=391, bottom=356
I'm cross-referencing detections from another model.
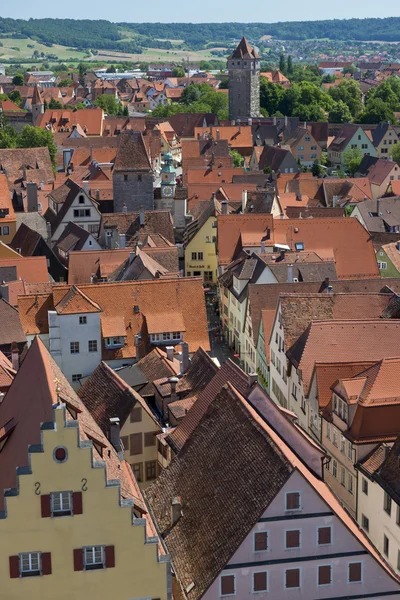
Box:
left=0, top=256, right=48, bottom=283
left=55, top=285, right=101, bottom=315
left=217, top=214, right=274, bottom=264
left=194, top=126, right=253, bottom=150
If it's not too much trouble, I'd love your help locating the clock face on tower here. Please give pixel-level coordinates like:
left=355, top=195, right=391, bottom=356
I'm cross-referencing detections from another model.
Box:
left=162, top=185, right=174, bottom=197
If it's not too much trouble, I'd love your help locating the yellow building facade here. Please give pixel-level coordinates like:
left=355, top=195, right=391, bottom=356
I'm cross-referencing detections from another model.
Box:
left=185, top=216, right=218, bottom=283
left=0, top=404, right=169, bottom=600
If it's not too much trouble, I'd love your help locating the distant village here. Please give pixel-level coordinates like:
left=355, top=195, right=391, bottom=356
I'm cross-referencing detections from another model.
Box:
left=1, top=36, right=400, bottom=600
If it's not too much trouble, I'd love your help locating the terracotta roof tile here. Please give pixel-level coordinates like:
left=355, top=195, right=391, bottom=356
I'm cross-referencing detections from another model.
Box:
left=113, top=131, right=151, bottom=172
left=36, top=108, right=104, bottom=135
left=68, top=249, right=131, bottom=284
left=55, top=285, right=101, bottom=315
left=117, top=347, right=180, bottom=397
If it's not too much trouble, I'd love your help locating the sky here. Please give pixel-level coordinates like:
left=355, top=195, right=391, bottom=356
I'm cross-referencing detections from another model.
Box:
left=3, top=1, right=400, bottom=22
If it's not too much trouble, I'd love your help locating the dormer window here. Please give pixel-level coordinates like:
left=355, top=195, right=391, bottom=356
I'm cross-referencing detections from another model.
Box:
left=105, top=337, right=124, bottom=349
left=150, top=332, right=182, bottom=344
left=333, top=393, right=348, bottom=422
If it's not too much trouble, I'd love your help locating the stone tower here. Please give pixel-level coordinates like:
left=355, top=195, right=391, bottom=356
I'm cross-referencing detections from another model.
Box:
left=228, top=37, right=260, bottom=121
left=112, top=131, right=154, bottom=212
left=31, top=84, right=44, bottom=125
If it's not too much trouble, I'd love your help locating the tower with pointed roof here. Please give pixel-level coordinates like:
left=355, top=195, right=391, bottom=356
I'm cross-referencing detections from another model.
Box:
left=31, top=84, right=44, bottom=125
left=228, top=37, right=261, bottom=121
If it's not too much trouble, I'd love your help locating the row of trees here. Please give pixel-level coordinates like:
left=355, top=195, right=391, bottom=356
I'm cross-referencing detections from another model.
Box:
left=0, top=116, right=57, bottom=169
left=152, top=83, right=228, bottom=121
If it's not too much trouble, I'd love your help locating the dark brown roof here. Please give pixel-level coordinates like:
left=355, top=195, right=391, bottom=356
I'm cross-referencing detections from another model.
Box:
left=155, top=347, right=218, bottom=398
left=10, top=223, right=41, bottom=256
left=145, top=384, right=292, bottom=600
left=78, top=361, right=143, bottom=431
left=0, top=147, right=54, bottom=187
left=102, top=210, right=174, bottom=245
left=167, top=359, right=248, bottom=454
left=117, top=347, right=180, bottom=397
left=113, top=131, right=151, bottom=172
left=0, top=299, right=26, bottom=346
left=55, top=221, right=91, bottom=253
left=229, top=37, right=260, bottom=60
left=168, top=113, right=218, bottom=138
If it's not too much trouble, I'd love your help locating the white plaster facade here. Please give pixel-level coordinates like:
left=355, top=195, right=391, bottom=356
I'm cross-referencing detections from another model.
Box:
left=50, top=189, right=101, bottom=243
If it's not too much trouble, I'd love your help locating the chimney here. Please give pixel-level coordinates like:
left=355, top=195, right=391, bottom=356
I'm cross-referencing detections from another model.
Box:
left=40, top=181, right=44, bottom=191
left=135, top=334, right=142, bottom=361
left=260, top=240, right=266, bottom=254
left=26, top=182, right=38, bottom=212
left=83, top=181, right=89, bottom=194
left=326, top=285, right=333, bottom=294
left=248, top=372, right=258, bottom=389
left=96, top=189, right=100, bottom=202
left=231, top=119, right=235, bottom=126
left=248, top=118, right=252, bottom=126
left=287, top=264, right=293, bottom=283
left=216, top=129, right=220, bottom=141
left=181, top=341, right=190, bottom=374
left=171, top=496, right=182, bottom=526
left=241, top=189, right=248, bottom=213
left=166, top=346, right=174, bottom=362
left=46, top=221, right=52, bottom=243
left=221, top=200, right=228, bottom=215
left=109, top=417, right=121, bottom=452
left=169, top=376, right=179, bottom=403
left=118, top=233, right=126, bottom=249
left=332, top=195, right=339, bottom=208
left=139, top=206, right=145, bottom=226
left=11, top=341, right=19, bottom=371
left=122, top=203, right=128, bottom=213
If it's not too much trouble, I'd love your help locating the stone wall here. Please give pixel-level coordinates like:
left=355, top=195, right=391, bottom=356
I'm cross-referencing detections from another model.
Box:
left=228, top=63, right=260, bottom=120
left=113, top=172, right=154, bottom=212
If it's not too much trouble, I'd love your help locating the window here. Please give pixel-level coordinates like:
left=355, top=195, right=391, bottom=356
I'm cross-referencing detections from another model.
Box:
left=285, top=529, right=300, bottom=549
left=88, top=340, right=97, bottom=353
left=79, top=316, right=87, bottom=325
left=348, top=562, right=362, bottom=583
left=285, top=492, right=301, bottom=511
left=124, top=174, right=128, bottom=181
left=129, top=433, right=142, bottom=455
left=292, top=383, right=298, bottom=400
left=362, top=478, right=368, bottom=495
left=144, top=432, right=156, bottom=447
left=384, top=534, right=389, bottom=557
left=204, top=271, right=213, bottom=282
left=254, top=531, right=268, bottom=552
left=362, top=514, right=369, bottom=532
left=340, top=435, right=346, bottom=454
left=220, top=574, right=235, bottom=596
left=19, top=552, right=41, bottom=577
left=89, top=224, right=98, bottom=234
left=73, top=209, right=90, bottom=218
left=79, top=194, right=85, bottom=204
left=191, top=252, right=203, bottom=260
left=397, top=549, right=400, bottom=571
left=318, top=565, right=332, bottom=586
left=2, top=226, right=9, bottom=236
left=347, top=440, right=352, bottom=460
left=326, top=422, right=331, bottom=440
left=130, top=407, right=142, bottom=423
left=84, top=546, right=105, bottom=570
left=378, top=261, right=387, bottom=269
left=332, top=460, right=338, bottom=479
left=138, top=174, right=142, bottom=182
left=340, top=466, right=346, bottom=487
left=145, top=460, right=157, bottom=481
left=332, top=427, right=338, bottom=447
left=70, top=341, right=80, bottom=354
left=285, top=568, right=300, bottom=589
left=384, top=492, right=392, bottom=516
left=105, top=336, right=124, bottom=348
left=348, top=473, right=353, bottom=494
left=317, top=526, right=331, bottom=546
left=253, top=571, right=267, bottom=592
left=51, top=491, right=72, bottom=516
left=301, top=396, right=306, bottom=414
left=131, top=463, right=143, bottom=483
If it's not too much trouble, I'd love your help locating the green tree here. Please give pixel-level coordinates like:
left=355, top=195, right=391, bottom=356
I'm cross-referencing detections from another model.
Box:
left=287, top=55, right=293, bottom=76
left=12, top=73, right=24, bottom=86
left=260, top=78, right=285, bottom=115
left=181, top=84, right=201, bottom=104
left=229, top=149, right=244, bottom=167
left=74, top=102, right=86, bottom=110
left=17, top=126, right=57, bottom=169
left=95, top=93, right=123, bottom=116
left=58, top=78, right=73, bottom=87
left=328, top=100, right=352, bottom=123
left=172, top=66, right=185, bottom=78
left=311, top=160, right=322, bottom=177
left=9, top=90, right=22, bottom=107
left=78, top=63, right=85, bottom=86
left=358, top=98, right=396, bottom=124
left=123, top=105, right=129, bottom=116
left=106, top=65, right=116, bottom=73
left=391, top=142, right=400, bottom=166
left=329, top=80, right=362, bottom=117
left=49, top=98, right=63, bottom=109
left=342, top=146, right=363, bottom=176
left=366, top=80, right=399, bottom=112
left=218, top=78, right=229, bottom=89
left=279, top=53, right=286, bottom=74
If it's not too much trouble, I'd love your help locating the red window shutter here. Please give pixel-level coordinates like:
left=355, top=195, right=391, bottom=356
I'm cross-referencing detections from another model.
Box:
left=9, top=555, right=19, bottom=578
left=286, top=530, right=300, bottom=548
left=105, top=545, right=115, bottom=568
left=73, top=548, right=84, bottom=572
left=41, top=494, right=51, bottom=518
left=73, top=492, right=83, bottom=515
left=254, top=531, right=268, bottom=551
left=41, top=552, right=52, bottom=575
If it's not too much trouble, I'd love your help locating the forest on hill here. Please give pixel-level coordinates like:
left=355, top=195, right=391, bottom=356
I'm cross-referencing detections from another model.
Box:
left=1, top=17, right=400, bottom=53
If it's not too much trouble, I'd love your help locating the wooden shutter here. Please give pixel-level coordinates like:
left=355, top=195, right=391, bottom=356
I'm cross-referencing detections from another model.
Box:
left=254, top=531, right=268, bottom=551
left=129, top=433, right=142, bottom=455
left=144, top=431, right=156, bottom=447
left=221, top=575, right=235, bottom=595
left=318, top=565, right=331, bottom=585
left=73, top=548, right=83, bottom=572
left=286, top=492, right=300, bottom=510
left=105, top=545, right=115, bottom=568
left=285, top=568, right=300, bottom=588
left=9, top=555, right=19, bottom=578
left=130, top=407, right=142, bottom=423
left=73, top=492, right=83, bottom=515
left=349, top=562, right=361, bottom=582
left=286, top=530, right=300, bottom=548
left=41, top=494, right=51, bottom=518
left=41, top=552, right=52, bottom=575
left=253, top=571, right=267, bottom=592
left=318, top=526, right=331, bottom=545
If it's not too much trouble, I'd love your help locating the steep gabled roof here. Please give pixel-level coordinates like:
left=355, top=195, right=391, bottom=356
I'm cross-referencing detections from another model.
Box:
left=229, top=37, right=260, bottom=60
left=55, top=285, right=101, bottom=315
left=113, top=131, right=151, bottom=172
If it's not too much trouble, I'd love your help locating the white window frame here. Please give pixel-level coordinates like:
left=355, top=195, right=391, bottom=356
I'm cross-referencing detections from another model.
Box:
left=19, top=552, right=41, bottom=577
left=70, top=341, right=80, bottom=354
left=317, top=525, right=332, bottom=547
left=284, top=528, right=301, bottom=550
left=348, top=561, right=363, bottom=584
left=284, top=567, right=301, bottom=589
left=361, top=514, right=369, bottom=532
left=317, top=563, right=333, bottom=587
left=51, top=491, right=72, bottom=516
left=362, top=478, right=368, bottom=495
left=285, top=491, right=302, bottom=512
left=253, top=530, right=269, bottom=553
left=79, top=316, right=87, bottom=325
left=220, top=573, right=236, bottom=597
left=252, top=570, right=268, bottom=593
left=83, top=545, right=105, bottom=571
left=88, top=340, right=98, bottom=353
